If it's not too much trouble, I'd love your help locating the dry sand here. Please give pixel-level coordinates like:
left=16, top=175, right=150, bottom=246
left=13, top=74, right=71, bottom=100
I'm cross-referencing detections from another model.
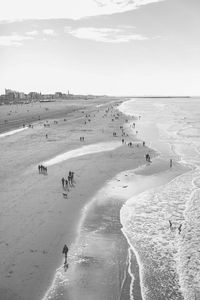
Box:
left=0, top=97, right=119, bottom=133
left=0, top=97, right=154, bottom=300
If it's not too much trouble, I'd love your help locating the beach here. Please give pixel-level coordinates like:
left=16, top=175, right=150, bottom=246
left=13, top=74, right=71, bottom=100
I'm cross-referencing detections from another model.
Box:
left=0, top=96, right=149, bottom=300
left=1, top=96, right=199, bottom=300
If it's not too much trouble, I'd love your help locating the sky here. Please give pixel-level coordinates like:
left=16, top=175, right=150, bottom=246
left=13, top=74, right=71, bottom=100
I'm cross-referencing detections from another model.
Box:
left=0, top=0, right=200, bottom=96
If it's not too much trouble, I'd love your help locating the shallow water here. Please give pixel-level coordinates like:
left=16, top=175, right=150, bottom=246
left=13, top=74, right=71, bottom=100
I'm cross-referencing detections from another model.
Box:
left=119, top=97, right=200, bottom=300
left=41, top=142, right=121, bottom=166
left=42, top=98, right=200, bottom=300
left=42, top=163, right=183, bottom=300
left=0, top=127, right=28, bottom=138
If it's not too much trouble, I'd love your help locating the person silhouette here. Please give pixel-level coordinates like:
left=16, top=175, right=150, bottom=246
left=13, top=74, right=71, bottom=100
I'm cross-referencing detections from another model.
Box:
left=62, top=244, right=68, bottom=264
left=169, top=220, right=172, bottom=229
left=178, top=224, right=182, bottom=234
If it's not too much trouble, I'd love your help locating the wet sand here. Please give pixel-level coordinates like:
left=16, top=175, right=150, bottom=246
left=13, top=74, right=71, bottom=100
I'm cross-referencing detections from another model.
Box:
left=0, top=97, right=152, bottom=300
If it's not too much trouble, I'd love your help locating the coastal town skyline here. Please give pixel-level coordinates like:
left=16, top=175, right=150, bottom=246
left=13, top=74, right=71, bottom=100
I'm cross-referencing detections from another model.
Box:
left=0, top=88, right=193, bottom=102
left=1, top=0, right=200, bottom=96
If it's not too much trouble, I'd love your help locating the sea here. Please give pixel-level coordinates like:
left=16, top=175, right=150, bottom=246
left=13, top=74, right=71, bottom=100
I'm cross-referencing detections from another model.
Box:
left=119, top=97, right=200, bottom=300
left=42, top=97, right=200, bottom=300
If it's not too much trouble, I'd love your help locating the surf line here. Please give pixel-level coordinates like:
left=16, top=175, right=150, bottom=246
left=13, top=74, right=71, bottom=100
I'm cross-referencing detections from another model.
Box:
left=0, top=127, right=28, bottom=138
left=41, top=141, right=121, bottom=167
left=121, top=198, right=146, bottom=300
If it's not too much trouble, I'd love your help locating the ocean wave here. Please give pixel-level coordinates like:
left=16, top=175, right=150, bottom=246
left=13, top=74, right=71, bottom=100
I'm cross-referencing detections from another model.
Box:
left=118, top=97, right=200, bottom=300
left=121, top=170, right=200, bottom=300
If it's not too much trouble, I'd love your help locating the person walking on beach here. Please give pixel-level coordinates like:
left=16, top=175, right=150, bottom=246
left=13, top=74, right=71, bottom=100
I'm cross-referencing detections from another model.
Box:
left=169, top=220, right=172, bottom=229
left=38, top=165, right=41, bottom=174
left=65, top=179, right=69, bottom=191
left=178, top=224, right=182, bottom=234
left=170, top=159, right=173, bottom=168
left=63, top=244, right=69, bottom=264
left=68, top=174, right=71, bottom=186
left=61, top=177, right=65, bottom=188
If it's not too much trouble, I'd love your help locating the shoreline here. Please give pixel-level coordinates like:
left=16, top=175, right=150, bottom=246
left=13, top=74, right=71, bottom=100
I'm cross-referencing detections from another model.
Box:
left=1, top=96, right=190, bottom=300
left=1, top=97, right=152, bottom=300
left=0, top=96, right=192, bottom=300
left=42, top=145, right=188, bottom=300
left=40, top=101, right=158, bottom=300
left=118, top=97, right=200, bottom=300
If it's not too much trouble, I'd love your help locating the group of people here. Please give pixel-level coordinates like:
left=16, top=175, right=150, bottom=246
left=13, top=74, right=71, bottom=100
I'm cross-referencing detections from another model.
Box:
left=61, top=177, right=69, bottom=191
left=80, top=136, right=85, bottom=141
left=145, top=153, right=151, bottom=162
left=38, top=165, right=48, bottom=174
left=61, top=171, right=75, bottom=197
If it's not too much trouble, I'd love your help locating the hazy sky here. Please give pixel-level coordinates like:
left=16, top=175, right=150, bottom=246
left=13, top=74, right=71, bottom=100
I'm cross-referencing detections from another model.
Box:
left=0, top=0, right=200, bottom=96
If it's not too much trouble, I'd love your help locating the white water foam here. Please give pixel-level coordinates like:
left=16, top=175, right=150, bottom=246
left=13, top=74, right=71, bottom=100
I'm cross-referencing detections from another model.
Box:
left=119, top=97, right=200, bottom=300
left=41, top=141, right=121, bottom=166
left=42, top=161, right=180, bottom=300
left=0, top=127, right=28, bottom=138
left=42, top=98, right=200, bottom=300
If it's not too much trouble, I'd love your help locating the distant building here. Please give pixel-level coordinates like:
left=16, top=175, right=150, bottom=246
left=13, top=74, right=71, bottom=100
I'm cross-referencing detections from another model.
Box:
left=5, top=89, right=26, bottom=101
left=0, top=88, right=78, bottom=104
left=54, top=92, right=63, bottom=98
left=19, top=92, right=26, bottom=99
left=28, top=92, right=41, bottom=99
left=5, top=89, right=17, bottom=100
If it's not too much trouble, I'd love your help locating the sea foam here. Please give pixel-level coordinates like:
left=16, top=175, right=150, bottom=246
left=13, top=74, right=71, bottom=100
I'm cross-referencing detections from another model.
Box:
left=118, top=97, right=200, bottom=300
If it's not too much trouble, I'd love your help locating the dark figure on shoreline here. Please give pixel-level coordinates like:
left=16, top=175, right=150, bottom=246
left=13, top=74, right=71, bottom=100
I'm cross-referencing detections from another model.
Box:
left=46, top=134, right=48, bottom=139
left=169, top=220, right=172, bottom=229
left=145, top=154, right=151, bottom=162
left=65, top=179, right=69, bottom=190
left=178, top=224, right=182, bottom=234
left=68, top=171, right=75, bottom=186
left=62, top=244, right=69, bottom=271
left=170, top=159, right=173, bottom=168
left=61, top=177, right=65, bottom=188
left=68, top=174, right=71, bottom=186
left=143, top=141, right=145, bottom=147
left=38, top=165, right=48, bottom=175
left=63, top=245, right=68, bottom=262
